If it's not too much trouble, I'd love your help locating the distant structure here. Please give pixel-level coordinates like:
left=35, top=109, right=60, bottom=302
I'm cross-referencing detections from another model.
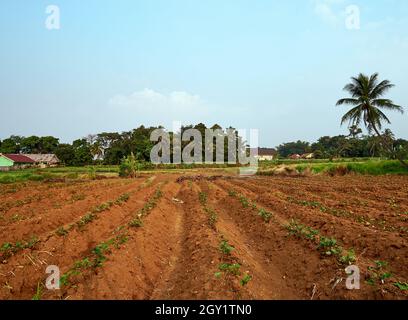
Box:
left=0, top=153, right=60, bottom=171
left=0, top=154, right=35, bottom=171
left=289, top=154, right=301, bottom=160
left=288, top=153, right=314, bottom=160
left=301, top=153, right=314, bottom=159
left=249, top=148, right=277, bottom=161
left=25, top=154, right=60, bottom=167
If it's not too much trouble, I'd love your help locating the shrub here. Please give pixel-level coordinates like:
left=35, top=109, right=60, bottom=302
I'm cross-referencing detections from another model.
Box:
left=119, top=153, right=143, bottom=178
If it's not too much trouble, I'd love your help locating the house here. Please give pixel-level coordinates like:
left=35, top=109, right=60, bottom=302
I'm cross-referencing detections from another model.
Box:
left=289, top=154, right=301, bottom=160
left=25, top=154, right=60, bottom=167
left=301, top=153, right=314, bottom=159
left=248, top=148, right=277, bottom=161
left=0, top=154, right=35, bottom=171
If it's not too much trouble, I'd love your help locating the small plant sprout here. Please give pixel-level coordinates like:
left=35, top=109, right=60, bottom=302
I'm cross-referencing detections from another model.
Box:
left=199, top=192, right=207, bottom=205
left=340, top=249, right=356, bottom=265
left=219, top=240, right=235, bottom=255
left=32, top=282, right=43, bottom=300
left=258, top=208, right=272, bottom=222
left=129, top=218, right=143, bottom=228
left=56, top=226, right=68, bottom=237
left=240, top=273, right=252, bottom=286
left=393, top=282, right=408, bottom=291
left=219, top=263, right=241, bottom=276
left=318, top=237, right=341, bottom=256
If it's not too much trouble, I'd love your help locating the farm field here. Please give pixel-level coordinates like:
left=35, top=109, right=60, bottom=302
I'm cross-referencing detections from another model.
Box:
left=0, top=172, right=407, bottom=300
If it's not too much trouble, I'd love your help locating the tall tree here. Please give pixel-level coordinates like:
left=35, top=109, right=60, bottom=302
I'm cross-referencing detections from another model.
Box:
left=336, top=73, right=407, bottom=168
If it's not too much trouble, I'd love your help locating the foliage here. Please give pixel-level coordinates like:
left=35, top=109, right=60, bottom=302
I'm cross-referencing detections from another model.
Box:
left=240, top=274, right=252, bottom=286
left=119, top=153, right=143, bottom=178
left=219, top=240, right=235, bottom=255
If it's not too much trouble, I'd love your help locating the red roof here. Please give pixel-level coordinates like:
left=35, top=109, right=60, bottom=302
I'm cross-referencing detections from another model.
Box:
left=3, top=154, right=35, bottom=163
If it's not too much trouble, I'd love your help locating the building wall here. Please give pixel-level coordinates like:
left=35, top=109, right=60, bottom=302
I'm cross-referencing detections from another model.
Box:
left=0, top=156, right=13, bottom=167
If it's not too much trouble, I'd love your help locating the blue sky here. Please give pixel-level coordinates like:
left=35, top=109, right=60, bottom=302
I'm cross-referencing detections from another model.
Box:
left=1, top=0, right=407, bottom=147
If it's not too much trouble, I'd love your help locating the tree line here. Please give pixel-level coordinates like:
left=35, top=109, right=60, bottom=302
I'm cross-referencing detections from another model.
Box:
left=1, top=124, right=407, bottom=166
left=0, top=124, right=243, bottom=166
left=276, top=127, right=408, bottom=159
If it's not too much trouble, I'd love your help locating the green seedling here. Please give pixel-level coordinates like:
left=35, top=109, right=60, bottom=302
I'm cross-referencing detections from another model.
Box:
left=219, top=263, right=241, bottom=276
left=393, top=282, right=408, bottom=291
left=199, top=192, right=207, bottom=205
left=340, top=249, right=356, bottom=265
left=129, top=218, right=143, bottom=227
left=258, top=208, right=272, bottom=222
left=32, top=282, right=43, bottom=300
left=219, top=240, right=235, bottom=255
left=240, top=274, right=252, bottom=286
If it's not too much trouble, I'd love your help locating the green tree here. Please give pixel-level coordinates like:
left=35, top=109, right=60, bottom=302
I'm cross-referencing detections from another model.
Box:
left=0, top=136, right=21, bottom=153
left=336, top=73, right=407, bottom=167
left=55, top=144, right=75, bottom=165
left=38, top=136, right=59, bottom=153
left=72, top=139, right=93, bottom=166
left=277, top=141, right=311, bottom=158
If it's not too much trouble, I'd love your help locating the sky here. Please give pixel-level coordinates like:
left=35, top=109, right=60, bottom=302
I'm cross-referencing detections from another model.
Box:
left=0, top=0, right=407, bottom=147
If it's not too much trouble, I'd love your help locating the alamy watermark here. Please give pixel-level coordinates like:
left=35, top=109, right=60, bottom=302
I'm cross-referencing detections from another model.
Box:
left=345, top=5, right=360, bottom=30
left=150, top=122, right=259, bottom=176
left=45, top=5, right=60, bottom=30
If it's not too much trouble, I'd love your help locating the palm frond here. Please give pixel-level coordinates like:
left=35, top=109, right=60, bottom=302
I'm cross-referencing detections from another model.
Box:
left=370, top=80, right=394, bottom=98
left=336, top=98, right=359, bottom=106
left=372, top=99, right=404, bottom=113
left=340, top=105, right=363, bottom=126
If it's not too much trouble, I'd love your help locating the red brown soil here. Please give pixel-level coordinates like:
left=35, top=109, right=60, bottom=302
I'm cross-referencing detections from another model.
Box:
left=0, top=173, right=407, bottom=300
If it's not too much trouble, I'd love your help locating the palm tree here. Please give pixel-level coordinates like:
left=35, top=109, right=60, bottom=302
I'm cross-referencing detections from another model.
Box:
left=336, top=73, right=407, bottom=168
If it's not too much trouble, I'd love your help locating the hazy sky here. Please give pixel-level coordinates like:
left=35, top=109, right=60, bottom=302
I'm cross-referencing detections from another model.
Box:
left=1, top=0, right=407, bottom=147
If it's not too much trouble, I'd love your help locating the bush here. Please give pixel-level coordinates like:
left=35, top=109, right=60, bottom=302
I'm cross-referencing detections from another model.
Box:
left=119, top=153, right=143, bottom=178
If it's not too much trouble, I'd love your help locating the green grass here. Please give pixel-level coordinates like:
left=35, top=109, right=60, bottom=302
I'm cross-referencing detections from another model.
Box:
left=295, top=160, right=408, bottom=175
left=0, top=166, right=119, bottom=184
left=258, top=159, right=408, bottom=176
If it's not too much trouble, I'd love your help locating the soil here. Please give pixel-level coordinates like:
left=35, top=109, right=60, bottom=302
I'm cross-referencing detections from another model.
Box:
left=0, top=173, right=407, bottom=300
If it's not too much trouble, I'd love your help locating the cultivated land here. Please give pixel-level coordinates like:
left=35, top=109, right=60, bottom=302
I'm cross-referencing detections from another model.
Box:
left=0, top=171, right=407, bottom=300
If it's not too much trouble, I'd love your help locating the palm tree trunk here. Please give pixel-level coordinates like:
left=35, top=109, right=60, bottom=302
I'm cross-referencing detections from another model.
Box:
left=372, top=126, right=408, bottom=169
